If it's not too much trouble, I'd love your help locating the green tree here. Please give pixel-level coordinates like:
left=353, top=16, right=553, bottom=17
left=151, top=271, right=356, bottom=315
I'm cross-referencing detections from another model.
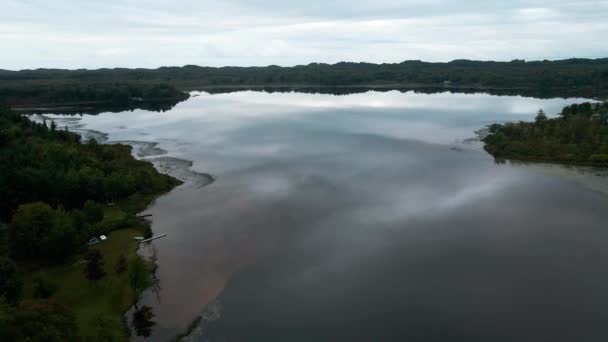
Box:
left=535, top=109, right=548, bottom=123
left=115, top=254, right=127, bottom=275
left=131, top=305, right=156, bottom=337
left=128, top=256, right=149, bottom=297
left=0, top=257, right=22, bottom=305
left=9, top=202, right=78, bottom=260
left=84, top=249, right=106, bottom=283
left=7, top=300, right=79, bottom=341
left=0, top=226, right=8, bottom=258
left=87, top=137, right=101, bottom=153
left=9, top=202, right=55, bottom=259
left=83, top=200, right=104, bottom=224
left=32, top=275, right=56, bottom=299
left=91, top=315, right=128, bottom=342
left=0, top=299, right=15, bottom=340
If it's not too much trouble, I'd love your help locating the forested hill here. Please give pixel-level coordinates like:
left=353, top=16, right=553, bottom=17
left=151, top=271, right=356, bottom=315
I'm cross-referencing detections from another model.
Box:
left=2, top=58, right=608, bottom=98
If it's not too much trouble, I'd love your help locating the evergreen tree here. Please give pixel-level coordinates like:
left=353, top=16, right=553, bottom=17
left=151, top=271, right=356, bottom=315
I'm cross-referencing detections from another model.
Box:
left=535, top=109, right=548, bottom=123
left=84, top=249, right=106, bottom=282
left=0, top=257, right=22, bottom=305
left=132, top=306, right=155, bottom=337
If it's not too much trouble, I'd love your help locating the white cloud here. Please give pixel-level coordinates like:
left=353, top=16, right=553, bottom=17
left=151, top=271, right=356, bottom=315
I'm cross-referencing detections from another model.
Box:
left=95, top=48, right=133, bottom=57
left=0, top=0, right=607, bottom=69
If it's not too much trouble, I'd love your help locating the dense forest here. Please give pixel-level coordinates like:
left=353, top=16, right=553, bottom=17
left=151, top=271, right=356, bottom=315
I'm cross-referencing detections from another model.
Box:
left=0, top=106, right=180, bottom=340
left=0, top=109, right=179, bottom=225
left=2, top=58, right=608, bottom=99
left=483, top=102, right=608, bottom=166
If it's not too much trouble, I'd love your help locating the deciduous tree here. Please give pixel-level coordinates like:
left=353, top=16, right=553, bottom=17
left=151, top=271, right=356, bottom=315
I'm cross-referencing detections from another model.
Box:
left=0, top=257, right=22, bottom=305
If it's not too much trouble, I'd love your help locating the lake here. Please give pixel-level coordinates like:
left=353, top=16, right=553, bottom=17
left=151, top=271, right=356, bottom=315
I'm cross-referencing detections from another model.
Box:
left=44, top=90, right=608, bottom=341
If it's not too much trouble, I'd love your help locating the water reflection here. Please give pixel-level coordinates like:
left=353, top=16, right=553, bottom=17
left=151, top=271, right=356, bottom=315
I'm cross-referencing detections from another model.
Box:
left=47, top=90, right=608, bottom=341
left=19, top=99, right=185, bottom=116
left=198, top=85, right=603, bottom=99
left=131, top=306, right=156, bottom=338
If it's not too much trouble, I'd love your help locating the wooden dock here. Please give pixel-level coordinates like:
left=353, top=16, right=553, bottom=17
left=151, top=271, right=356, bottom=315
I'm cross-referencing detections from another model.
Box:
left=139, top=234, right=167, bottom=243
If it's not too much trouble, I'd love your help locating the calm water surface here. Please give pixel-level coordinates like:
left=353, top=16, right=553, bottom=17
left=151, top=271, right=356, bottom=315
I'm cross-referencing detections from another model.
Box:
left=47, top=91, right=608, bottom=341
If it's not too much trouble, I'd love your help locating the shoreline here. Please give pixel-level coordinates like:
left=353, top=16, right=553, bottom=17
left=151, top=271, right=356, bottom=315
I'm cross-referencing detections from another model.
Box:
left=18, top=111, right=188, bottom=339
left=181, top=83, right=526, bottom=90
left=52, top=114, right=218, bottom=339
left=13, top=115, right=183, bottom=339
left=487, top=153, right=608, bottom=168
left=10, top=96, right=190, bottom=115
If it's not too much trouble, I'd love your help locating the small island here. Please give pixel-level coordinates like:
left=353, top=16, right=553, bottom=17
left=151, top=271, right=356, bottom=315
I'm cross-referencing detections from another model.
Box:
left=483, top=102, right=608, bottom=166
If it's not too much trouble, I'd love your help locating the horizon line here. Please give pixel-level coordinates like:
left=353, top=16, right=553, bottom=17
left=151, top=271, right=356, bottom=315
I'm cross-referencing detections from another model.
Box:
left=2, top=57, right=608, bottom=73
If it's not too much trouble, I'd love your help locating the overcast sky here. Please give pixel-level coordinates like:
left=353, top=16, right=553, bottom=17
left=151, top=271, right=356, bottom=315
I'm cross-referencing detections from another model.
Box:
left=2, top=0, right=607, bottom=70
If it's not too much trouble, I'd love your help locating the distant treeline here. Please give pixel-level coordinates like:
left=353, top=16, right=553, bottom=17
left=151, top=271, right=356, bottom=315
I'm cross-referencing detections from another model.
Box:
left=2, top=58, right=608, bottom=98
left=0, top=83, right=189, bottom=113
left=483, top=102, right=608, bottom=166
left=199, top=85, right=595, bottom=99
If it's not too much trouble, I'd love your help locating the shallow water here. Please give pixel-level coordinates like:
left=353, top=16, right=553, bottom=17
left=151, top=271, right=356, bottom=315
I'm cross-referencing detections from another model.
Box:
left=46, top=91, right=608, bottom=341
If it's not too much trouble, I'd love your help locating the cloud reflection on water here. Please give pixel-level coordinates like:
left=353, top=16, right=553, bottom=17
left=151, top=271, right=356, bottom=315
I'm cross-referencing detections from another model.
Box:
left=48, top=90, right=608, bottom=341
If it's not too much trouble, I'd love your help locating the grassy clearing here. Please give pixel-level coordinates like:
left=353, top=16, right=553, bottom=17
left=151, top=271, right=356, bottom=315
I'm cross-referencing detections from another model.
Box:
left=14, top=185, right=176, bottom=340
left=22, top=228, right=147, bottom=340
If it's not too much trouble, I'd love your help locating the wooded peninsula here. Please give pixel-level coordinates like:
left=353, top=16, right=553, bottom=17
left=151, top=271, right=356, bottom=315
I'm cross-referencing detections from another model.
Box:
left=0, top=106, right=181, bottom=340
left=483, top=102, right=608, bottom=166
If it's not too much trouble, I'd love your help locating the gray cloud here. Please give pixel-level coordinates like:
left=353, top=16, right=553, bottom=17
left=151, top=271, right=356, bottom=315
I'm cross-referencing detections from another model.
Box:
left=1, top=0, right=607, bottom=69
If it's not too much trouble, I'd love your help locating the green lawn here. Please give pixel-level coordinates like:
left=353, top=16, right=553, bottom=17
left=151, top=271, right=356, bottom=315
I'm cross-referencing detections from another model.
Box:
left=22, top=228, right=146, bottom=340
